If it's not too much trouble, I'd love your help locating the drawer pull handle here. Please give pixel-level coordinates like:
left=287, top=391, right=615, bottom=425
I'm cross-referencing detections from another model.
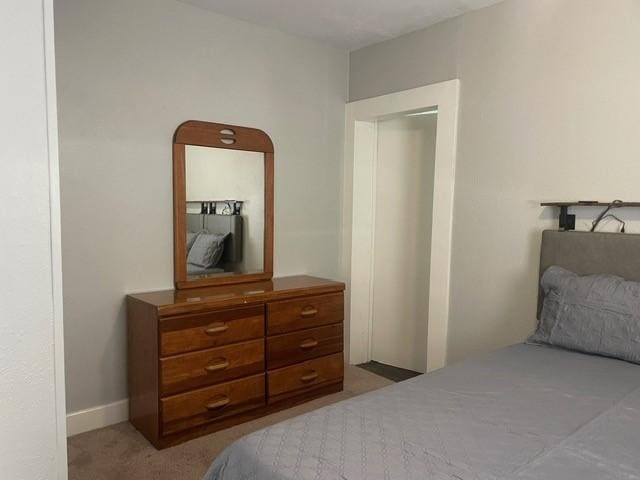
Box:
left=205, top=323, right=229, bottom=335
left=204, top=359, right=230, bottom=372
left=300, top=370, right=319, bottom=383
left=299, top=339, right=319, bottom=350
left=300, top=307, right=318, bottom=318
left=206, top=395, right=230, bottom=410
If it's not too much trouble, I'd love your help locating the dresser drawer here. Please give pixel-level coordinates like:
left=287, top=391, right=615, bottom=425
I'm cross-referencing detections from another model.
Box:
left=268, top=353, right=343, bottom=402
left=160, top=305, right=264, bottom=356
left=160, top=339, right=264, bottom=396
left=267, top=324, right=343, bottom=370
left=267, top=293, right=343, bottom=335
left=161, top=374, right=265, bottom=434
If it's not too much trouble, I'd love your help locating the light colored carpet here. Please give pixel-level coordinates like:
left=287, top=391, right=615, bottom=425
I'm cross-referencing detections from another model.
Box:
left=68, top=366, right=392, bottom=480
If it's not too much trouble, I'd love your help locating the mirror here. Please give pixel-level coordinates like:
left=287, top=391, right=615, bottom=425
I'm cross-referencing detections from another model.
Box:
left=173, top=121, right=274, bottom=289
left=185, top=146, right=264, bottom=275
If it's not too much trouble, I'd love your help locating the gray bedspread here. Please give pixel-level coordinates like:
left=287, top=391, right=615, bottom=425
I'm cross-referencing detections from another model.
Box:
left=204, top=344, right=640, bottom=480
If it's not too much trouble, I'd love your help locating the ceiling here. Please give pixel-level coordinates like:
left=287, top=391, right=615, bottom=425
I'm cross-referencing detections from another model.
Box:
left=178, top=0, right=504, bottom=50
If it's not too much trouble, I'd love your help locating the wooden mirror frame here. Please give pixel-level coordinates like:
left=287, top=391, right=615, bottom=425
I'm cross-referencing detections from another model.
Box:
left=173, top=120, right=274, bottom=289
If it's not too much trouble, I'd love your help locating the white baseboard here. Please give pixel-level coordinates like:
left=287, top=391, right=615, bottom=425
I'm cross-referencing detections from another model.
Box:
left=66, top=399, right=129, bottom=437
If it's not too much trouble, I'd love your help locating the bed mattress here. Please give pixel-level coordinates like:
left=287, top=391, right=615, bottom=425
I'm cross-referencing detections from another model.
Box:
left=205, top=344, right=640, bottom=480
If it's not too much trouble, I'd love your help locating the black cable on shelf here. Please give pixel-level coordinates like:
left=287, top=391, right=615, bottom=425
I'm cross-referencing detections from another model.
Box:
left=590, top=200, right=624, bottom=232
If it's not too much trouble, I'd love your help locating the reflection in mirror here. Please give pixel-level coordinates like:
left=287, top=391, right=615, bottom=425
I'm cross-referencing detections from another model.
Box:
left=185, top=145, right=264, bottom=278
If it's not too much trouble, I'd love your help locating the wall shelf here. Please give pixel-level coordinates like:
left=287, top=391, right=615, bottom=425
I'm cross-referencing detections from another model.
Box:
left=541, top=201, right=640, bottom=231
left=541, top=202, right=640, bottom=207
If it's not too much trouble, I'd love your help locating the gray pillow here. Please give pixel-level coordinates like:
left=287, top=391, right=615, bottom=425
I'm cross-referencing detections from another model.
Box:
left=187, top=232, right=228, bottom=268
left=528, top=265, right=640, bottom=364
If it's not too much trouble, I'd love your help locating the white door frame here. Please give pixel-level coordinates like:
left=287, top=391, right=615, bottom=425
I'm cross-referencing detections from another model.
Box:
left=343, top=80, right=460, bottom=372
left=45, top=0, right=69, bottom=474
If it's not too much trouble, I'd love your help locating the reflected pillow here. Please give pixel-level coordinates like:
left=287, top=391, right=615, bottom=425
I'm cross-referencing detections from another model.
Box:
left=528, top=265, right=640, bottom=364
left=187, top=232, right=228, bottom=268
left=186, top=231, right=201, bottom=253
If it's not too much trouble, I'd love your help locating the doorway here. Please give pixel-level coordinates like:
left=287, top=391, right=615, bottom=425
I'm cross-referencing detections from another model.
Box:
left=344, top=80, right=459, bottom=372
left=370, top=112, right=437, bottom=373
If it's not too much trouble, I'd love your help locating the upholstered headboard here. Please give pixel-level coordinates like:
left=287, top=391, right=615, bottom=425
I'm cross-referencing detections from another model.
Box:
left=537, top=230, right=640, bottom=316
left=186, top=213, right=243, bottom=263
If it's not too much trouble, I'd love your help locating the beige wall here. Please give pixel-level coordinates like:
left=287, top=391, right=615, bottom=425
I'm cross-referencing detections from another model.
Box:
left=56, top=0, right=348, bottom=413
left=1, top=0, right=67, bottom=476
left=350, top=0, right=640, bottom=363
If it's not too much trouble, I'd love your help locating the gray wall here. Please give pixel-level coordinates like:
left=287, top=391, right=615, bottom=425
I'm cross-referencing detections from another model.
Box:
left=350, top=0, right=640, bottom=363
left=55, top=0, right=348, bottom=413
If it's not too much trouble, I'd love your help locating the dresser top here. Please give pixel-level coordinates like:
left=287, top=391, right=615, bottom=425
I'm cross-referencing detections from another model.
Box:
left=128, top=275, right=344, bottom=316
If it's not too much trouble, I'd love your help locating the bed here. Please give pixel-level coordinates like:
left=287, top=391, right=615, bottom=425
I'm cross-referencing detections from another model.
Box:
left=205, top=231, right=640, bottom=480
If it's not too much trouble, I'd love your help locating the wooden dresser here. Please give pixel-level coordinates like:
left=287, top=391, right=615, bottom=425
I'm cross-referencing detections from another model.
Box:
left=127, top=275, right=345, bottom=448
